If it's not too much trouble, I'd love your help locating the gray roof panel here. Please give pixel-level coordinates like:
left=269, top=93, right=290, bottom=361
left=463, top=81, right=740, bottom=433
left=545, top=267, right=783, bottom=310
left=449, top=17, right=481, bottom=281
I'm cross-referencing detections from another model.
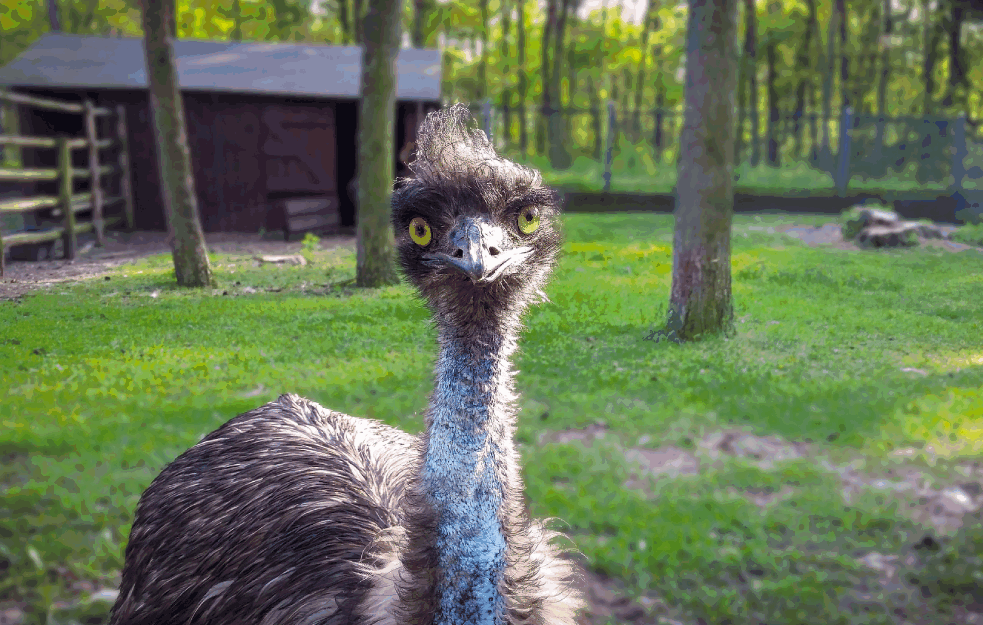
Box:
left=0, top=33, right=440, bottom=100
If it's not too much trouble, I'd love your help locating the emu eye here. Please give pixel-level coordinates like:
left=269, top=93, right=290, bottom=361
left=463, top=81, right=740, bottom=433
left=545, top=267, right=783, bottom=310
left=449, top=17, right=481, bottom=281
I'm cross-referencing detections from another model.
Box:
left=409, top=217, right=432, bottom=246
left=517, top=208, right=540, bottom=235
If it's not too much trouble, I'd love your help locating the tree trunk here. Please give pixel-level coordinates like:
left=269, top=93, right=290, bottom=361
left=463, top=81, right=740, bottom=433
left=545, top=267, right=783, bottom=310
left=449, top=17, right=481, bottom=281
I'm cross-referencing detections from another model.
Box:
left=922, top=0, right=942, bottom=115
left=837, top=0, right=848, bottom=109
left=820, top=1, right=838, bottom=154
left=230, top=0, right=243, bottom=40
left=356, top=0, right=402, bottom=287
left=633, top=0, right=656, bottom=142
left=501, top=0, right=512, bottom=146
left=874, top=0, right=891, bottom=156
left=943, top=4, right=966, bottom=108
left=659, top=0, right=737, bottom=342
left=412, top=0, right=424, bottom=46
left=48, top=0, right=61, bottom=31
left=548, top=0, right=572, bottom=169
left=339, top=0, right=351, bottom=44
left=353, top=0, right=364, bottom=44
left=765, top=38, right=779, bottom=166
left=517, top=0, right=528, bottom=156
left=654, top=70, right=665, bottom=160
left=589, top=75, right=602, bottom=159
left=538, top=0, right=556, bottom=156
left=140, top=0, right=213, bottom=287
left=478, top=0, right=489, bottom=100
left=742, top=0, right=759, bottom=167
left=792, top=0, right=816, bottom=159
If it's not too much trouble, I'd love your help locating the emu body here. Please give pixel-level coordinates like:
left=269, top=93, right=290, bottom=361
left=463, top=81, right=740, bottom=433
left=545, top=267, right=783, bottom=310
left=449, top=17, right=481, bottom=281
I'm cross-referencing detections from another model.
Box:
left=111, top=105, right=583, bottom=625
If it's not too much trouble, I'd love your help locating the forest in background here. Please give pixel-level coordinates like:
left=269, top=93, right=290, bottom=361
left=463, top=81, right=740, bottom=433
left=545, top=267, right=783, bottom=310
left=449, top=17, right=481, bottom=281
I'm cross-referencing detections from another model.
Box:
left=2, top=0, right=983, bottom=182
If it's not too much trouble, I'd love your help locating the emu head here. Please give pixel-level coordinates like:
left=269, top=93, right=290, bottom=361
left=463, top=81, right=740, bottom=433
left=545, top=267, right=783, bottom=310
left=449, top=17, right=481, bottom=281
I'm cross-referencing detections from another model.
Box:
left=391, top=104, right=562, bottom=330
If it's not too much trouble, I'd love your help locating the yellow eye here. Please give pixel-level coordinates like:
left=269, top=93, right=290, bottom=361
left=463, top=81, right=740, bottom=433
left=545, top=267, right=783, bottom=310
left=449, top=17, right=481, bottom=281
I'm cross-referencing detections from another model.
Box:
left=409, top=217, right=432, bottom=246
left=517, top=208, right=540, bottom=234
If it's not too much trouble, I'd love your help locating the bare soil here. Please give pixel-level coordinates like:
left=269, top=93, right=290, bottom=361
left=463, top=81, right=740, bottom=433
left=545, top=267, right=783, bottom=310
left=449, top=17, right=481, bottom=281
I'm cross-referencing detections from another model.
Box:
left=0, top=229, right=357, bottom=301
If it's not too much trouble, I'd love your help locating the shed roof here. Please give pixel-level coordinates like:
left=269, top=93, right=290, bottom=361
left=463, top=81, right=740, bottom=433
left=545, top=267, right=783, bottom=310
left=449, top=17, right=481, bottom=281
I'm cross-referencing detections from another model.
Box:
left=0, top=33, right=441, bottom=101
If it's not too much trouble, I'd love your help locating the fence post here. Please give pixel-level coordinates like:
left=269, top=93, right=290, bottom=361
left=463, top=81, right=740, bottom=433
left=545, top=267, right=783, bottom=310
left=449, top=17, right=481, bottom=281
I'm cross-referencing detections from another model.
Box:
left=951, top=114, right=966, bottom=192
left=603, top=101, right=616, bottom=193
left=57, top=137, right=76, bottom=259
left=835, top=107, right=853, bottom=197
left=482, top=99, right=492, bottom=141
left=115, top=104, right=135, bottom=230
left=83, top=100, right=105, bottom=246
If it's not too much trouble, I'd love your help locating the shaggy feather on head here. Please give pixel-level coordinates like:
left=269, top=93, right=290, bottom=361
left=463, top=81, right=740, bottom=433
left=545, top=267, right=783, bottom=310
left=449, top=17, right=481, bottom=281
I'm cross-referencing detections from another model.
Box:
left=391, top=104, right=562, bottom=330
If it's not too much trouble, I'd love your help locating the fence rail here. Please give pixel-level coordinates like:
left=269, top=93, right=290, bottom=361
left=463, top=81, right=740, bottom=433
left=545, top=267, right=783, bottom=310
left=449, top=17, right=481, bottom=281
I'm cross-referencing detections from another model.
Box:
left=0, top=90, right=134, bottom=276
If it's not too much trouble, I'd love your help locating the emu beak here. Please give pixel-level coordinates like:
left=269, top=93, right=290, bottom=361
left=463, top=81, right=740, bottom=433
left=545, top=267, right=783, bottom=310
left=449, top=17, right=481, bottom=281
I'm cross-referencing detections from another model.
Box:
left=423, top=217, right=532, bottom=284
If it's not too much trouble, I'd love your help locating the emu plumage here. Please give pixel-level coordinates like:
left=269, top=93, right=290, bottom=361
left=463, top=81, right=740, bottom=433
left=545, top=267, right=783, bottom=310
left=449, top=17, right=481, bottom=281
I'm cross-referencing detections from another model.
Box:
left=110, top=105, right=583, bottom=625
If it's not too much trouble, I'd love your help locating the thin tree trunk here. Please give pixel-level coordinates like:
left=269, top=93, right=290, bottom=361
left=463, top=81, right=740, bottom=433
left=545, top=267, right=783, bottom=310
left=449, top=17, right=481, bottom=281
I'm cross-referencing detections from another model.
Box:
left=140, top=0, right=213, bottom=287
left=478, top=0, right=489, bottom=100
left=766, top=37, right=779, bottom=166
left=501, top=0, right=512, bottom=146
left=412, top=0, right=424, bottom=46
left=633, top=0, right=656, bottom=142
left=922, top=0, right=941, bottom=115
left=944, top=4, right=965, bottom=108
left=874, top=0, right=891, bottom=157
left=589, top=75, right=602, bottom=159
left=743, top=0, right=759, bottom=167
left=837, top=0, right=848, bottom=110
left=48, top=0, right=61, bottom=31
left=792, top=0, right=815, bottom=159
left=654, top=68, right=665, bottom=160
left=548, top=0, right=571, bottom=168
left=339, top=0, right=350, bottom=44
left=820, top=1, right=838, bottom=154
left=230, top=0, right=243, bottom=40
left=517, top=0, right=528, bottom=156
left=356, top=0, right=402, bottom=287
left=354, top=0, right=364, bottom=44
left=659, top=0, right=738, bottom=342
left=538, top=0, right=556, bottom=156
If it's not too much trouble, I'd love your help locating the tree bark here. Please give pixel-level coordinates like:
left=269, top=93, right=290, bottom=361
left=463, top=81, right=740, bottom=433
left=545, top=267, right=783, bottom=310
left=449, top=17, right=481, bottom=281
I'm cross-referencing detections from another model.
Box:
left=837, top=0, right=848, bottom=109
left=922, top=0, right=942, bottom=115
left=943, top=4, right=966, bottom=107
left=792, top=0, right=816, bottom=159
left=353, top=0, right=364, bottom=44
left=765, top=36, right=779, bottom=166
left=478, top=0, right=489, bottom=100
left=356, top=0, right=402, bottom=287
left=547, top=0, right=571, bottom=168
left=659, top=0, right=737, bottom=342
left=412, top=0, right=424, bottom=46
left=339, top=0, right=351, bottom=44
left=742, top=0, right=759, bottom=167
left=633, top=0, right=656, bottom=142
left=140, top=0, right=213, bottom=287
left=820, top=1, right=838, bottom=154
left=501, top=0, right=512, bottom=145
left=538, top=0, right=556, bottom=156
left=517, top=0, right=528, bottom=156
left=48, top=0, right=61, bottom=31
left=874, top=0, right=892, bottom=156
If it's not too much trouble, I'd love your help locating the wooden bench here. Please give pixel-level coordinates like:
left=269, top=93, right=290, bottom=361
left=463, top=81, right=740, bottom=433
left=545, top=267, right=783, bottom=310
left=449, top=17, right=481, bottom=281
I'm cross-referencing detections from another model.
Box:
left=277, top=195, right=340, bottom=241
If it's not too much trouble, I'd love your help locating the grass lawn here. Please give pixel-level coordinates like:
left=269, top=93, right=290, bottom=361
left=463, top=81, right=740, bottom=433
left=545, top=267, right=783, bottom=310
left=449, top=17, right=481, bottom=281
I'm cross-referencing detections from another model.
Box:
left=2, top=213, right=982, bottom=624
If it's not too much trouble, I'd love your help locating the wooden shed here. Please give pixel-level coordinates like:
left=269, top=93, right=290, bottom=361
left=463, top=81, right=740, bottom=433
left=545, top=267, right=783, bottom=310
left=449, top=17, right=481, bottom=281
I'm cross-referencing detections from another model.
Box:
left=0, top=33, right=441, bottom=233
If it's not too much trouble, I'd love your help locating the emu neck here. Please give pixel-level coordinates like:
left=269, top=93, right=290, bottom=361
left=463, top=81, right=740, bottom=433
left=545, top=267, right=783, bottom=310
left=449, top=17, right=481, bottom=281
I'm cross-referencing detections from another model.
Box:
left=422, top=324, right=519, bottom=625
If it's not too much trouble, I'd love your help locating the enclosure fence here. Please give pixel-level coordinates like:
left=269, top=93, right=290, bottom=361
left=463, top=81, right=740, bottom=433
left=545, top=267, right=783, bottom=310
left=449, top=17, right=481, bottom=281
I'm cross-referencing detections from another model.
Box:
left=0, top=90, right=135, bottom=276
left=467, top=101, right=983, bottom=195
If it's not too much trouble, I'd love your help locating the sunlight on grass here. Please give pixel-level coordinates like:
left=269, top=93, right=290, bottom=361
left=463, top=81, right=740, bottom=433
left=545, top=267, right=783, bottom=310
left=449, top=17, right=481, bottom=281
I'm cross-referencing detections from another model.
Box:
left=2, top=213, right=982, bottom=624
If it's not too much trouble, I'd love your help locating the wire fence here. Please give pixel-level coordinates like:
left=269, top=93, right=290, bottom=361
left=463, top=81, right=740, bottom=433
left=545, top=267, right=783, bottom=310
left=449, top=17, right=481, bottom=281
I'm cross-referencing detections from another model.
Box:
left=467, top=102, right=983, bottom=194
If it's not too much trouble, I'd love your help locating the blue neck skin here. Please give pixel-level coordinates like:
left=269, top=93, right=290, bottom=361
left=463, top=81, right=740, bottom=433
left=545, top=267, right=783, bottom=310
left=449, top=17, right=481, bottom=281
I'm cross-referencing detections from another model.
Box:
left=421, top=327, right=518, bottom=625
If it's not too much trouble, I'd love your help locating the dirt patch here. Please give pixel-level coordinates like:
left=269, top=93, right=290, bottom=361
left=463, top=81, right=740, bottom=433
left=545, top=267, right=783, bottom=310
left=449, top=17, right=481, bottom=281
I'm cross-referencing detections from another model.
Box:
left=0, top=230, right=356, bottom=301
left=778, top=222, right=979, bottom=253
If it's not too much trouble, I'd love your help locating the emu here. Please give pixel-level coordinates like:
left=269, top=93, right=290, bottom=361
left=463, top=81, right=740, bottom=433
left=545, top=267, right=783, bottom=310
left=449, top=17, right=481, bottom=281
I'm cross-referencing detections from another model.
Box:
left=110, top=104, right=584, bottom=625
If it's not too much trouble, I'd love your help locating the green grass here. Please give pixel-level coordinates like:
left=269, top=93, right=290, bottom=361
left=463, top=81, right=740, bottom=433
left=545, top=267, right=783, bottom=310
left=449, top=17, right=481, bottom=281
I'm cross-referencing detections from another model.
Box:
left=2, top=213, right=983, bottom=624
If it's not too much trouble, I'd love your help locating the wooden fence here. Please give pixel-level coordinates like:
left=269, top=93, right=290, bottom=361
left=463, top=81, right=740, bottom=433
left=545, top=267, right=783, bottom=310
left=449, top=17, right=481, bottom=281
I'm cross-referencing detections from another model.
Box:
left=0, top=89, right=134, bottom=276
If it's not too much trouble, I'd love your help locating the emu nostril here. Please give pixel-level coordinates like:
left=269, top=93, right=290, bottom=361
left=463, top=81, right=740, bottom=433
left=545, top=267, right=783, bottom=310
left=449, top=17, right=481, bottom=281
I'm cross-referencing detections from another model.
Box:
left=488, top=247, right=501, bottom=256
left=453, top=249, right=464, bottom=258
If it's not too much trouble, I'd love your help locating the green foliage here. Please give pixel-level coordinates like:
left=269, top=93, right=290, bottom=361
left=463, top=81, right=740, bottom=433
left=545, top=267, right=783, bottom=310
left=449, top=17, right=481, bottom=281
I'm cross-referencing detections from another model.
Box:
left=300, top=232, right=321, bottom=263
left=950, top=223, right=983, bottom=247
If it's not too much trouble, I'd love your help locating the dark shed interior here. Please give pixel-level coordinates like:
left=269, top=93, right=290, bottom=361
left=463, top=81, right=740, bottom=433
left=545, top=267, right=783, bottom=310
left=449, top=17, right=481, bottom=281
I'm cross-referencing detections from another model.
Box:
left=1, top=34, right=441, bottom=233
